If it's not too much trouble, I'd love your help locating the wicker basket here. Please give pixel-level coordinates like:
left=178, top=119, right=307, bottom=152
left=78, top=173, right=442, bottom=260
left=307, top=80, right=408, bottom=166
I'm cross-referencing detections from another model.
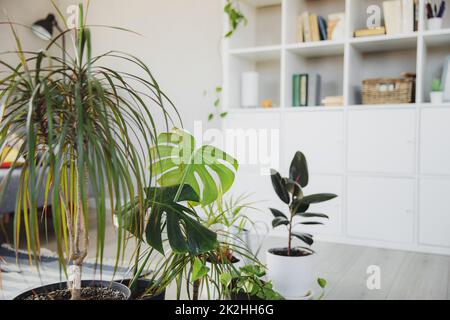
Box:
left=362, top=77, right=415, bottom=104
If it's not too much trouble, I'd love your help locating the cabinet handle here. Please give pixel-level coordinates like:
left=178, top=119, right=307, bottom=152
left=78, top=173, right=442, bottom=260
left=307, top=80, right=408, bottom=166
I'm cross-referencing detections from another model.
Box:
left=405, top=209, right=413, bottom=215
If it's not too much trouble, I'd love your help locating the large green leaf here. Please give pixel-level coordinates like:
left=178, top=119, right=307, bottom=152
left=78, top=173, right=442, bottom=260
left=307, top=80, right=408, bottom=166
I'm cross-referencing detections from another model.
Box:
left=126, top=185, right=218, bottom=255
left=289, top=151, right=309, bottom=187
left=150, top=128, right=238, bottom=206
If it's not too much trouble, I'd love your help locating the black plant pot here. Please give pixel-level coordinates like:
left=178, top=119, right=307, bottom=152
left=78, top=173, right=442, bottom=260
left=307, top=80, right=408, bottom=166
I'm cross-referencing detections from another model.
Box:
left=13, top=280, right=131, bottom=300
left=117, top=279, right=166, bottom=300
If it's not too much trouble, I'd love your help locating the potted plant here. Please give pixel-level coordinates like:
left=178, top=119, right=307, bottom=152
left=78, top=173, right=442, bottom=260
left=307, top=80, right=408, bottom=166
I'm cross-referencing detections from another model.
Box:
left=266, top=151, right=337, bottom=299
left=220, top=264, right=284, bottom=301
left=431, top=79, right=444, bottom=104
left=0, top=4, right=177, bottom=300
left=122, top=128, right=241, bottom=299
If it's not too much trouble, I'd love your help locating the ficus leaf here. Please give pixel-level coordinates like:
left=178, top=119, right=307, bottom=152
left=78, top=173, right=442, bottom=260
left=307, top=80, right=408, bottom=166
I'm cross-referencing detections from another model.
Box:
left=289, top=151, right=309, bottom=187
left=270, top=169, right=290, bottom=204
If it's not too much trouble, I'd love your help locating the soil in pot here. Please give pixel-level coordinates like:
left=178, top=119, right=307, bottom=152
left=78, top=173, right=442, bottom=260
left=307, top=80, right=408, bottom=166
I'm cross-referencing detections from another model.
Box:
left=118, top=279, right=166, bottom=300
left=14, top=280, right=130, bottom=300
left=269, top=247, right=312, bottom=257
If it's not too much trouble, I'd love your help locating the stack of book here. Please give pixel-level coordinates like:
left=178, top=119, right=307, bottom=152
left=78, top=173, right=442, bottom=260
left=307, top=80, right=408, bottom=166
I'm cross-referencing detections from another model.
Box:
left=293, top=74, right=321, bottom=107
left=297, top=12, right=345, bottom=43
left=322, top=96, right=344, bottom=107
left=383, top=0, right=417, bottom=35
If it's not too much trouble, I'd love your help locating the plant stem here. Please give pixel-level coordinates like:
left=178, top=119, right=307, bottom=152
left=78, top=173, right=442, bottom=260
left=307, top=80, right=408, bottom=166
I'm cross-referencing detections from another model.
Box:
left=193, top=279, right=200, bottom=300
left=288, top=209, right=294, bottom=256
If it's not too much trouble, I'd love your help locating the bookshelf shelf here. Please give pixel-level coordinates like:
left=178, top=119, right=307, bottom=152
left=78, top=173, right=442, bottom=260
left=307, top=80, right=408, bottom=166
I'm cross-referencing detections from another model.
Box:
left=350, top=33, right=418, bottom=52
left=229, top=45, right=282, bottom=61
left=422, top=28, right=450, bottom=46
left=286, top=40, right=345, bottom=57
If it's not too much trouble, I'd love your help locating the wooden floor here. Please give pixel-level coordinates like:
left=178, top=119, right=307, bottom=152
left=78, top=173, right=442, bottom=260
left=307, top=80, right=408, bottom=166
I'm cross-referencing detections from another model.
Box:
left=11, top=220, right=450, bottom=300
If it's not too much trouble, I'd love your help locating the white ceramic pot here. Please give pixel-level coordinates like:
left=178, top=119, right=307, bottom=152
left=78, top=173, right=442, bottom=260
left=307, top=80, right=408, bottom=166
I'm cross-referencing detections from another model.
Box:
left=266, top=248, right=315, bottom=299
left=428, top=18, right=443, bottom=31
left=430, top=91, right=444, bottom=104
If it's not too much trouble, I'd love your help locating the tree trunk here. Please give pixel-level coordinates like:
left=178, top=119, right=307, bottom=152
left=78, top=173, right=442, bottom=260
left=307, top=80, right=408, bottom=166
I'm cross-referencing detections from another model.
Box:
left=68, top=165, right=89, bottom=300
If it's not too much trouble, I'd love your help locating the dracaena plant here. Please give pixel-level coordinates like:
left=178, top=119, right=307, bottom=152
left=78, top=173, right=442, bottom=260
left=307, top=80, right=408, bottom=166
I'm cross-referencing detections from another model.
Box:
left=269, top=151, right=337, bottom=256
left=0, top=4, right=179, bottom=299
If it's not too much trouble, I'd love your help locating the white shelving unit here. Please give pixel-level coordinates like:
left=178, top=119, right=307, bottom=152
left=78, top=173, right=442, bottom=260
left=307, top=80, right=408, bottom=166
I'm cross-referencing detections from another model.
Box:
left=222, top=0, right=450, bottom=255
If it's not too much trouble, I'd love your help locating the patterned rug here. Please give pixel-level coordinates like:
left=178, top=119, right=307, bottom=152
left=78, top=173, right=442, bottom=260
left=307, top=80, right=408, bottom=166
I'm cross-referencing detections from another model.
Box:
left=0, top=245, right=130, bottom=300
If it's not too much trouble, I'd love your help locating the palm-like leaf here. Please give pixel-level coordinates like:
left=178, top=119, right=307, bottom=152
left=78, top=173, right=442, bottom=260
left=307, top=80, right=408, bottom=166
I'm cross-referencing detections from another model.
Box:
left=150, top=128, right=238, bottom=206
left=0, top=4, right=180, bottom=297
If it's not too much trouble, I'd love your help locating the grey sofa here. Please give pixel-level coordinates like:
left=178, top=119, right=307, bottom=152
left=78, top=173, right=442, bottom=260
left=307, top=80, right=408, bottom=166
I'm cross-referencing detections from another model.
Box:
left=0, top=169, right=50, bottom=216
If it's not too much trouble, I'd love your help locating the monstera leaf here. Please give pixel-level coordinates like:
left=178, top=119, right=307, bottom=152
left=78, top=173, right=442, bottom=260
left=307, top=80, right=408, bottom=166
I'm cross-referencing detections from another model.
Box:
left=125, top=184, right=218, bottom=254
left=150, top=128, right=238, bottom=206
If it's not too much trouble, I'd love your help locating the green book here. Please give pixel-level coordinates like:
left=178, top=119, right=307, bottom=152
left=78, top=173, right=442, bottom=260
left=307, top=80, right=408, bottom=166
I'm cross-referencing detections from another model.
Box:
left=293, top=75, right=300, bottom=106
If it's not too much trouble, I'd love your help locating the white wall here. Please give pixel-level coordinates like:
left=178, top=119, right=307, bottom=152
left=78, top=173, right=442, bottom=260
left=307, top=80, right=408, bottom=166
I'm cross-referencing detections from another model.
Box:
left=1, top=0, right=224, bottom=132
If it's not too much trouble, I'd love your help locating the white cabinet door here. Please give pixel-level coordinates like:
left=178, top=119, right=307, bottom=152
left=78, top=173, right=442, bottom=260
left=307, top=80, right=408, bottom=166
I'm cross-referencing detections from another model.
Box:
left=347, top=109, right=416, bottom=174
left=223, top=112, right=282, bottom=232
left=347, top=176, right=415, bottom=243
left=420, top=108, right=450, bottom=175
left=222, top=112, right=281, bottom=173
left=281, top=111, right=344, bottom=174
left=419, top=178, right=450, bottom=247
left=300, top=175, right=343, bottom=237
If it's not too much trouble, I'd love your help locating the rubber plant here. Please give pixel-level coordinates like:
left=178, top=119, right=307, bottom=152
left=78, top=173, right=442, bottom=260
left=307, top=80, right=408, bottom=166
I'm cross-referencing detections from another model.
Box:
left=0, top=3, right=179, bottom=299
left=269, top=151, right=337, bottom=256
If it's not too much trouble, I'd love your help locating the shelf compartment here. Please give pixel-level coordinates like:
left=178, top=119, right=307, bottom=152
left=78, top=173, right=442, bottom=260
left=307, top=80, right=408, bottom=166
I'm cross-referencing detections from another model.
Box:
left=227, top=54, right=281, bottom=110
left=285, top=50, right=344, bottom=108
left=419, top=39, right=450, bottom=103
left=284, top=0, right=347, bottom=44
left=286, top=40, right=345, bottom=57
left=347, top=45, right=417, bottom=105
left=228, top=1, right=282, bottom=49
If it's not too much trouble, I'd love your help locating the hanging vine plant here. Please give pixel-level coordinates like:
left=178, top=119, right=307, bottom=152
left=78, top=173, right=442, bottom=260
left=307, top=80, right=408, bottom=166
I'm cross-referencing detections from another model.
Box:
left=224, top=0, right=247, bottom=38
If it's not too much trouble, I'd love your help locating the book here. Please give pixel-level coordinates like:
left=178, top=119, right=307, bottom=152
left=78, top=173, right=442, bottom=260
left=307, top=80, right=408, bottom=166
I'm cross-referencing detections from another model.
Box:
left=328, top=13, right=345, bottom=40
left=354, top=26, right=386, bottom=37
left=297, top=16, right=304, bottom=43
left=310, top=13, right=320, bottom=42
left=299, top=74, right=308, bottom=107
left=318, top=16, right=328, bottom=41
left=383, top=0, right=402, bottom=35
left=293, top=75, right=300, bottom=106
left=308, top=74, right=322, bottom=106
left=322, top=96, right=344, bottom=107
left=402, top=0, right=414, bottom=33
left=302, top=12, right=311, bottom=42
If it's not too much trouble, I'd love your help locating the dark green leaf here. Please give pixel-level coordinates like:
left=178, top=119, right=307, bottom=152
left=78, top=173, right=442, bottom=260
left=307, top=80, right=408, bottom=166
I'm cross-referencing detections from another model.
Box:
left=289, top=151, right=309, bottom=187
left=269, top=208, right=288, bottom=219
left=300, top=222, right=324, bottom=225
left=272, top=217, right=289, bottom=228
left=270, top=170, right=290, bottom=204
left=302, top=193, right=337, bottom=205
left=296, top=212, right=329, bottom=219
left=219, top=112, right=228, bottom=118
left=291, top=232, right=314, bottom=246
